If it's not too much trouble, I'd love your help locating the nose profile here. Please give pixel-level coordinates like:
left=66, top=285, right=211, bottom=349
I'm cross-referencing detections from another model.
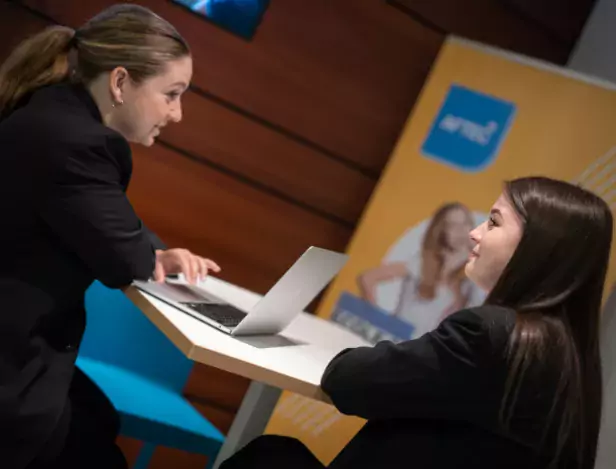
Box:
left=170, top=102, right=183, bottom=123
left=469, top=225, right=481, bottom=243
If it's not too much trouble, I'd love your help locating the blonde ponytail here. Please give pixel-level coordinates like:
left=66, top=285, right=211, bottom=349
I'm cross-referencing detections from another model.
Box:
left=0, top=26, right=75, bottom=119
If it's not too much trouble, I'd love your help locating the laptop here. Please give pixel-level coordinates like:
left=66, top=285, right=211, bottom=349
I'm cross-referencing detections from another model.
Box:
left=133, top=246, right=348, bottom=336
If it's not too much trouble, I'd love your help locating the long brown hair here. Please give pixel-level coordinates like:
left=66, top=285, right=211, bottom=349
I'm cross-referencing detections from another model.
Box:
left=486, top=177, right=611, bottom=469
left=0, top=4, right=189, bottom=119
left=418, top=202, right=474, bottom=303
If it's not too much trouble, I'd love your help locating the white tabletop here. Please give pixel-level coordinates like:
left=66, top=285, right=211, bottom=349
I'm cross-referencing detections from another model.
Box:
left=125, top=276, right=369, bottom=402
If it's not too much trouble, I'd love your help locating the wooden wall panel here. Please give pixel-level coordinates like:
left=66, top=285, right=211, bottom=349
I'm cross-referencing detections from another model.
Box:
left=128, top=143, right=352, bottom=294
left=504, top=0, right=596, bottom=45
left=22, top=0, right=443, bottom=174
left=149, top=445, right=209, bottom=469
left=164, top=91, right=375, bottom=225
left=115, top=436, right=145, bottom=468
left=0, top=1, right=48, bottom=58
left=391, top=0, right=572, bottom=63
left=189, top=401, right=237, bottom=435
left=183, top=364, right=250, bottom=411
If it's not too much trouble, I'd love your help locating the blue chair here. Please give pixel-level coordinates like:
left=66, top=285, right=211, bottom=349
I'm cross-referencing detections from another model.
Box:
left=77, top=281, right=225, bottom=469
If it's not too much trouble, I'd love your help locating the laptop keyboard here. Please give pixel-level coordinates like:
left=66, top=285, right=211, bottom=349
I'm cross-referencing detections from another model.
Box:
left=181, top=302, right=247, bottom=328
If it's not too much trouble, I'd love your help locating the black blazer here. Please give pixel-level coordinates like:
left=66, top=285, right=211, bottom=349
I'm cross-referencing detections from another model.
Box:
left=0, top=83, right=163, bottom=468
left=322, top=306, right=567, bottom=469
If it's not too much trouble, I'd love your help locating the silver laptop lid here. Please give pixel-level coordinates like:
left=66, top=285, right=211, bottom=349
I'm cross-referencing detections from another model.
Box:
left=232, top=246, right=348, bottom=335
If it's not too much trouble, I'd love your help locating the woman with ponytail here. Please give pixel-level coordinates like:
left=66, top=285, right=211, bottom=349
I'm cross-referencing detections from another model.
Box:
left=0, top=5, right=219, bottom=468
left=221, top=177, right=610, bottom=469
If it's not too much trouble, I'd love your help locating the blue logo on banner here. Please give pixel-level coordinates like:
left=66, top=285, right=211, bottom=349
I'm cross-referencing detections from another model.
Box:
left=421, top=84, right=516, bottom=172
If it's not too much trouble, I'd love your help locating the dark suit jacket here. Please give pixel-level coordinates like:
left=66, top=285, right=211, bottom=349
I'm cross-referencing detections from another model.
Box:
left=0, top=83, right=164, bottom=468
left=322, top=306, right=569, bottom=469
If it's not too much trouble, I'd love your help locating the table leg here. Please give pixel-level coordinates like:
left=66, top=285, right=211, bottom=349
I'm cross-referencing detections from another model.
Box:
left=212, top=380, right=282, bottom=469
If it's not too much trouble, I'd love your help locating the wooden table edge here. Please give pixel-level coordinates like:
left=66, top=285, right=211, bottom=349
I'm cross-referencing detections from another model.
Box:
left=124, top=286, right=332, bottom=404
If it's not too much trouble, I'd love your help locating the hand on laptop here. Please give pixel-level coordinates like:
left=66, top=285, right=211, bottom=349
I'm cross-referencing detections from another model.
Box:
left=154, top=249, right=221, bottom=284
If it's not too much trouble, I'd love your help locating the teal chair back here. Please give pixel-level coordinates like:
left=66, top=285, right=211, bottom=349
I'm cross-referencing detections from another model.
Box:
left=77, top=281, right=224, bottom=469
left=79, top=281, right=193, bottom=393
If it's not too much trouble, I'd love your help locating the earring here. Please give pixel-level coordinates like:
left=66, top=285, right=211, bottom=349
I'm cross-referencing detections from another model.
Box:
left=112, top=99, right=124, bottom=108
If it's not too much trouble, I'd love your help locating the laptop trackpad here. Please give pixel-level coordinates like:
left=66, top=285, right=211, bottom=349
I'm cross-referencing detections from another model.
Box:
left=144, top=282, right=224, bottom=304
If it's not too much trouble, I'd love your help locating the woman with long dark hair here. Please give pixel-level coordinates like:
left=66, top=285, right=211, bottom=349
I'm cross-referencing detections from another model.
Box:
left=221, top=176, right=611, bottom=469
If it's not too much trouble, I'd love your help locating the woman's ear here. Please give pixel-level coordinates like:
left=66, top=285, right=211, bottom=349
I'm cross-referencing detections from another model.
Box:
left=108, top=66, right=129, bottom=105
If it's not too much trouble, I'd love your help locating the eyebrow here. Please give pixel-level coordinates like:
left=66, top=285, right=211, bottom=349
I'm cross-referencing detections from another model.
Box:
left=169, top=81, right=188, bottom=89
left=490, top=208, right=503, bottom=217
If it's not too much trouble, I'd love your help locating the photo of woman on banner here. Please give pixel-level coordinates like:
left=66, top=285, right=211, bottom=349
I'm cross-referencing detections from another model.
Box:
left=331, top=202, right=485, bottom=343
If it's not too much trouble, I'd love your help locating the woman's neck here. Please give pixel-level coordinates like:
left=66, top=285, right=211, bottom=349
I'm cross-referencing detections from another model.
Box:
left=85, top=77, right=114, bottom=127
